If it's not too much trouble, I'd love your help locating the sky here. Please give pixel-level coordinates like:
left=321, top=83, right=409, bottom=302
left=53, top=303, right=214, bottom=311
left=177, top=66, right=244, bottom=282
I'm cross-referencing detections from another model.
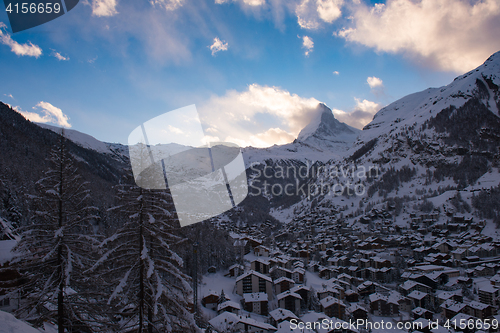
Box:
left=1, top=0, right=500, bottom=148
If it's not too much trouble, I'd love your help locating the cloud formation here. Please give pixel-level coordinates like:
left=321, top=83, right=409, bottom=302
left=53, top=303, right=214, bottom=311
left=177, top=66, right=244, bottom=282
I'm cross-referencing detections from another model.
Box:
left=337, top=0, right=500, bottom=72
left=51, top=50, right=69, bottom=61
left=19, top=101, right=71, bottom=128
left=91, top=0, right=118, bottom=17
left=210, top=37, right=229, bottom=56
left=296, top=0, right=344, bottom=29
left=215, top=0, right=265, bottom=6
left=332, top=98, right=381, bottom=129
left=0, top=23, right=42, bottom=58
left=301, top=35, right=314, bottom=56
left=198, top=84, right=321, bottom=147
left=150, top=0, right=184, bottom=11
left=367, top=76, right=382, bottom=89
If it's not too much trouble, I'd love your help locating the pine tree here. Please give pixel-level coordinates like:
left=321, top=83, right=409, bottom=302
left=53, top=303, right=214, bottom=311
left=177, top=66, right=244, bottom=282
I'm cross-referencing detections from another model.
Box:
left=91, top=183, right=198, bottom=333
left=10, top=133, right=100, bottom=332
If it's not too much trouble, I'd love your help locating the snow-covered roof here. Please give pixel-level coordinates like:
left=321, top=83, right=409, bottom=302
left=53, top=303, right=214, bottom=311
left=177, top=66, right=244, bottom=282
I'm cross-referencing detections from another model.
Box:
left=217, top=301, right=241, bottom=311
left=407, top=290, right=428, bottom=300
left=277, top=290, right=302, bottom=301
left=274, top=277, right=295, bottom=284
left=269, top=308, right=298, bottom=321
left=320, top=296, right=346, bottom=308
left=236, top=270, right=272, bottom=282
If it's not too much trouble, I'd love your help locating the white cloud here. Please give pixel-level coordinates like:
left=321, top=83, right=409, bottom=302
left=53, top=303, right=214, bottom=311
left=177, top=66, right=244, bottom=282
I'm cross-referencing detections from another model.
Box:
left=367, top=76, right=383, bottom=89
left=301, top=35, right=314, bottom=56
left=333, top=71, right=339, bottom=75
left=331, top=98, right=381, bottom=129
left=18, top=101, right=71, bottom=128
left=337, top=0, right=500, bottom=72
left=167, top=124, right=184, bottom=135
left=198, top=84, right=321, bottom=147
left=150, top=0, right=184, bottom=11
left=91, top=0, right=118, bottom=17
left=0, top=23, right=42, bottom=58
left=215, top=0, right=265, bottom=6
left=296, top=0, right=344, bottom=29
left=51, top=50, right=69, bottom=61
left=4, top=94, right=14, bottom=99
left=209, top=37, right=229, bottom=56
left=317, top=0, right=343, bottom=23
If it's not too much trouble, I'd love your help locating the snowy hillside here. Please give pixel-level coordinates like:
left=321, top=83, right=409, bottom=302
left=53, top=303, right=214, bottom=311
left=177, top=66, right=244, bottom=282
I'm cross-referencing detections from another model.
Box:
left=350, top=51, right=500, bottom=165
left=36, top=123, right=129, bottom=162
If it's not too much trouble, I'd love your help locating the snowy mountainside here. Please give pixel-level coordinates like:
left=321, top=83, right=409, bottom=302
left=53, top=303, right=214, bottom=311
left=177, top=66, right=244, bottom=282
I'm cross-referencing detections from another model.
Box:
left=278, top=51, right=500, bottom=227
left=350, top=50, right=500, bottom=165
left=36, top=123, right=129, bottom=162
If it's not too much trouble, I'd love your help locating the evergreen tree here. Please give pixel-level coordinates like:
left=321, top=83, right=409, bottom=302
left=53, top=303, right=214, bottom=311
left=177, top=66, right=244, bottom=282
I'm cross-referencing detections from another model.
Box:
left=91, top=183, right=198, bottom=333
left=9, top=133, right=99, bottom=332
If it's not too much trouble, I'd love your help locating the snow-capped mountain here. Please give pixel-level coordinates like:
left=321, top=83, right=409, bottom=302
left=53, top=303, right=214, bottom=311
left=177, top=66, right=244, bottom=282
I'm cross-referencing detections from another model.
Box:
left=36, top=123, right=129, bottom=163
left=276, top=51, right=500, bottom=225
left=349, top=50, right=500, bottom=166
left=244, top=104, right=360, bottom=165
left=297, top=103, right=359, bottom=147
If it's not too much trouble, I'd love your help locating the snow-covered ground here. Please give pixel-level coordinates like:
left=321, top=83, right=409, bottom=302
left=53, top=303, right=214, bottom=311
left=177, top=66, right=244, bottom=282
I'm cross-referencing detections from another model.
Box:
left=0, top=311, right=44, bottom=333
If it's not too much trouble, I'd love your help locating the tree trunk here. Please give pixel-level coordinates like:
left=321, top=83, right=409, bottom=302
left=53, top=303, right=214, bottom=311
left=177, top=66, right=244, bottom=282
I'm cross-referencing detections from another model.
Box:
left=57, top=134, right=65, bottom=333
left=139, top=189, right=144, bottom=333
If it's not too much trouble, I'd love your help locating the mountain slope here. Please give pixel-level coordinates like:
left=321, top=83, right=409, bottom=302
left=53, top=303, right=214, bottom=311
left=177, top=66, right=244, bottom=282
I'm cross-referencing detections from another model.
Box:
left=0, top=103, right=129, bottom=217
left=350, top=51, right=500, bottom=166
left=244, top=104, right=360, bottom=165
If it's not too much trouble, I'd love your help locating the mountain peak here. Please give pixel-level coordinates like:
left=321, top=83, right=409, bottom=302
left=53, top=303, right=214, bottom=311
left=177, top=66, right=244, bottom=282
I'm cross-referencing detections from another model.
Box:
left=297, top=103, right=357, bottom=142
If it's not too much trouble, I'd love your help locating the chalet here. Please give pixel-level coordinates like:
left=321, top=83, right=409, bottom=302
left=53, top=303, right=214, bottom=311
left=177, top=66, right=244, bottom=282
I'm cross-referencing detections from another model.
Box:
left=254, top=245, right=270, bottom=257
left=440, top=300, right=467, bottom=319
left=345, top=290, right=359, bottom=303
left=251, top=258, right=271, bottom=275
left=243, top=292, right=269, bottom=315
left=369, top=293, right=399, bottom=317
left=407, top=290, right=431, bottom=309
left=436, top=291, right=463, bottom=305
left=320, top=296, right=346, bottom=319
left=465, top=301, right=496, bottom=320
left=217, top=301, right=241, bottom=315
left=317, top=286, right=343, bottom=300
left=240, top=236, right=263, bottom=255
left=277, top=290, right=302, bottom=315
left=268, top=308, right=298, bottom=327
left=227, top=264, right=244, bottom=278
left=412, top=307, right=433, bottom=320
left=479, top=284, right=499, bottom=306
left=347, top=304, right=368, bottom=320
left=274, top=277, right=295, bottom=294
left=291, top=268, right=305, bottom=283
left=235, top=270, right=273, bottom=298
left=399, top=280, right=433, bottom=296
left=290, top=285, right=311, bottom=309
left=270, top=266, right=292, bottom=280
left=201, top=290, right=219, bottom=311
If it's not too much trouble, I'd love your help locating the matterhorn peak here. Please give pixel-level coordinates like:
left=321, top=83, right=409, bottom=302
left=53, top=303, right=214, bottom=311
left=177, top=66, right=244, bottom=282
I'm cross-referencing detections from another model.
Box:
left=297, top=103, right=358, bottom=142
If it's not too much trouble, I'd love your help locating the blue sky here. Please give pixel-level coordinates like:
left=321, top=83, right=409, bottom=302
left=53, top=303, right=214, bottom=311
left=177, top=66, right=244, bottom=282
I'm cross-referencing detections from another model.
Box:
left=1, top=0, right=499, bottom=147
